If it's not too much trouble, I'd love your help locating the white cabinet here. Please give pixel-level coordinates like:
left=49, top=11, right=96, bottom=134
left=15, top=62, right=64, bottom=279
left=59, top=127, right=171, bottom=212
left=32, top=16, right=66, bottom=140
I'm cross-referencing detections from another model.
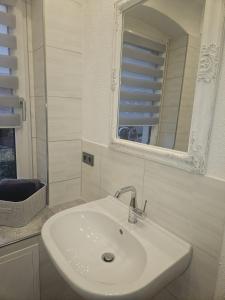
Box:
left=0, top=244, right=40, bottom=300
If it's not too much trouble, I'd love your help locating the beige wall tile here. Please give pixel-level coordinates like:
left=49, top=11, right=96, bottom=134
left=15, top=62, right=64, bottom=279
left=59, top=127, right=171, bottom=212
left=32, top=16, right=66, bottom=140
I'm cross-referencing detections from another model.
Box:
left=30, top=96, right=36, bottom=138
left=48, top=97, right=81, bottom=141
left=168, top=247, right=218, bottom=300
left=35, top=96, right=47, bottom=141
left=31, top=0, right=44, bottom=51
left=32, top=138, right=37, bottom=178
left=33, top=47, right=45, bottom=97
left=100, top=147, right=145, bottom=208
left=49, top=140, right=81, bottom=183
left=49, top=178, right=81, bottom=207
left=153, top=289, right=177, bottom=300
left=45, top=0, right=83, bottom=53
left=36, top=138, right=48, bottom=184
left=143, top=160, right=225, bottom=258
left=46, top=47, right=82, bottom=98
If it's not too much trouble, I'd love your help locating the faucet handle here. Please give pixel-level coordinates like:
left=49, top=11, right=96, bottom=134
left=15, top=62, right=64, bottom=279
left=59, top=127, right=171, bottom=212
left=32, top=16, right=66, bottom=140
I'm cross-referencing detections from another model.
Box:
left=143, top=200, right=147, bottom=213
left=134, top=200, right=148, bottom=218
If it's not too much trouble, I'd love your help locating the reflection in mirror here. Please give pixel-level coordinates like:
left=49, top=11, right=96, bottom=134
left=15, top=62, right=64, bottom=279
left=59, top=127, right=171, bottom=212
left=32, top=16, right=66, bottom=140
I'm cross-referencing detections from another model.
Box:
left=117, top=0, right=205, bottom=152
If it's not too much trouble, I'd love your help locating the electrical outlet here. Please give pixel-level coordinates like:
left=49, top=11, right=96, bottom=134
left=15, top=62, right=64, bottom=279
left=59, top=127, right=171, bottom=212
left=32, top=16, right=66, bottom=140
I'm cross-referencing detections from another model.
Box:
left=82, top=152, right=94, bottom=166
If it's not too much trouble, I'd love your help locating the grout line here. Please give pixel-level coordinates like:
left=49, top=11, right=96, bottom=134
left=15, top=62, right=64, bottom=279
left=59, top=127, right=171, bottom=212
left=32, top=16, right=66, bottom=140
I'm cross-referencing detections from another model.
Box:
left=48, top=138, right=81, bottom=143
left=32, top=45, right=44, bottom=53
left=46, top=45, right=82, bottom=55
left=49, top=177, right=81, bottom=185
left=47, top=96, right=82, bottom=100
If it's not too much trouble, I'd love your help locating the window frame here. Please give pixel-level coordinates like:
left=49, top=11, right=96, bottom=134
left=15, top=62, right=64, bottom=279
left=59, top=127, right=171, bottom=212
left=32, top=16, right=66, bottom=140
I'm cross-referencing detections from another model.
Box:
left=11, top=0, right=32, bottom=178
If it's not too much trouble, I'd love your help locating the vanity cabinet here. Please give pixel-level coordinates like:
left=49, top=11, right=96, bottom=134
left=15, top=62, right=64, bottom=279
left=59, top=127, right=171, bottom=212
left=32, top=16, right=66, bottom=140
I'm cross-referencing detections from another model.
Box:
left=0, top=243, right=40, bottom=300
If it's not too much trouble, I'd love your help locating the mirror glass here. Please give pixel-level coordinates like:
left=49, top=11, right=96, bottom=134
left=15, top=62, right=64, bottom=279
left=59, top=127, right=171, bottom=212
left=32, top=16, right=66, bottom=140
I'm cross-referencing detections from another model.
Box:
left=117, top=0, right=205, bottom=152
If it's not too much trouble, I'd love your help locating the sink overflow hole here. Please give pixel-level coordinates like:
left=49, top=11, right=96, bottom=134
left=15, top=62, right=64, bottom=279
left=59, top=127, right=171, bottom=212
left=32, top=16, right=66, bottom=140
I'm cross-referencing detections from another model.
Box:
left=101, top=252, right=115, bottom=263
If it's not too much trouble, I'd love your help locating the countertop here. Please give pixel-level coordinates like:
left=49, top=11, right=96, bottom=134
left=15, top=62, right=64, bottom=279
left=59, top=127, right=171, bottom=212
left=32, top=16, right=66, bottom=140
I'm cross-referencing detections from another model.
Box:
left=0, top=199, right=85, bottom=248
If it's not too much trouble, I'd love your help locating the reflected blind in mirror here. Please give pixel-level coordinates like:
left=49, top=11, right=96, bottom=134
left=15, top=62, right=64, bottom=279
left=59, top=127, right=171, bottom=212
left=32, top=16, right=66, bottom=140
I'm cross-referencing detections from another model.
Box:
left=119, top=31, right=166, bottom=129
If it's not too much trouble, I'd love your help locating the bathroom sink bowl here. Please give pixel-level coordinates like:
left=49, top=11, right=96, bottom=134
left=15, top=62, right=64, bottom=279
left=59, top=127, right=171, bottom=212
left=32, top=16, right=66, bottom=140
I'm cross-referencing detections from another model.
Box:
left=42, top=196, right=192, bottom=300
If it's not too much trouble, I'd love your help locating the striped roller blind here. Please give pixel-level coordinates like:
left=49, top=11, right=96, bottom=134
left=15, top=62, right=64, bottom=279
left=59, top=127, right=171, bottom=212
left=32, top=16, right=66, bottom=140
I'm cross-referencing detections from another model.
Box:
left=119, top=31, right=166, bottom=127
left=0, top=0, right=23, bottom=128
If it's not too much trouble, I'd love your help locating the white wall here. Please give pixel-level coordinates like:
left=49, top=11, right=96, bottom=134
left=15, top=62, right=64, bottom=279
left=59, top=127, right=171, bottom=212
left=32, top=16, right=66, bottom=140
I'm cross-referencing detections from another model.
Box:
left=82, top=1, right=225, bottom=299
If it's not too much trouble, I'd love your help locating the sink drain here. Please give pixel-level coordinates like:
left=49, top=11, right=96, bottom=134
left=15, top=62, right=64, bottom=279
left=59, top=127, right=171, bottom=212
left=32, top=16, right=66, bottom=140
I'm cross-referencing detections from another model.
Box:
left=101, top=252, right=115, bottom=263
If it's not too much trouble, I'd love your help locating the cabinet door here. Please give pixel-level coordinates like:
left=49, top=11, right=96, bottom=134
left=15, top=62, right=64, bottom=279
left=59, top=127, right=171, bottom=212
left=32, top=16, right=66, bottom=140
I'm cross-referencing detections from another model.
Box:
left=0, top=244, right=40, bottom=300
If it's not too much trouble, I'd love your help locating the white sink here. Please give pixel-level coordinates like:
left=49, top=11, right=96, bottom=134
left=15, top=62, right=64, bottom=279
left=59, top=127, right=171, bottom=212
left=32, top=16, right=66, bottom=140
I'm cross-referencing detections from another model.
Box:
left=42, top=196, right=192, bottom=300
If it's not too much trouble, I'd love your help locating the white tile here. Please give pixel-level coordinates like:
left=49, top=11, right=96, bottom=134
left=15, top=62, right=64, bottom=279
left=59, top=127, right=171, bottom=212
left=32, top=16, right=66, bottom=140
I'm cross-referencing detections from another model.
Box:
left=32, top=138, right=37, bottom=178
left=28, top=51, right=35, bottom=98
left=100, top=147, right=145, bottom=208
left=49, top=140, right=81, bottom=183
left=45, top=0, right=83, bottom=53
left=143, top=160, right=225, bottom=258
left=50, top=199, right=85, bottom=214
left=30, top=96, right=36, bottom=138
left=152, top=289, right=177, bottom=300
left=36, top=138, right=48, bottom=184
left=190, top=176, right=225, bottom=258
left=49, top=178, right=81, bottom=207
left=81, top=141, right=101, bottom=201
left=33, top=47, right=45, bottom=97
left=46, top=47, right=82, bottom=98
left=48, top=97, right=81, bottom=141
left=26, top=1, right=33, bottom=53
left=168, top=247, right=218, bottom=300
left=31, top=0, right=44, bottom=51
left=35, top=96, right=47, bottom=140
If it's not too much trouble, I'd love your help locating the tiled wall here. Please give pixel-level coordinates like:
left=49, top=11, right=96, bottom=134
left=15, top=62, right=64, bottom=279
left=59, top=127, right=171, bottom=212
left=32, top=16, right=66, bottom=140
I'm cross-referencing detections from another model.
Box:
left=81, top=140, right=225, bottom=300
left=81, top=1, right=225, bottom=299
left=44, top=0, right=83, bottom=207
left=29, top=0, right=83, bottom=205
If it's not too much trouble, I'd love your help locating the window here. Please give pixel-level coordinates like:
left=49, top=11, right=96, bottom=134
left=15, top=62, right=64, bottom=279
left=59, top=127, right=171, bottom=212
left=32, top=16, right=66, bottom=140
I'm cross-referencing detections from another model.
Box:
left=0, top=0, right=22, bottom=179
left=0, top=128, right=16, bottom=179
left=118, top=31, right=166, bottom=144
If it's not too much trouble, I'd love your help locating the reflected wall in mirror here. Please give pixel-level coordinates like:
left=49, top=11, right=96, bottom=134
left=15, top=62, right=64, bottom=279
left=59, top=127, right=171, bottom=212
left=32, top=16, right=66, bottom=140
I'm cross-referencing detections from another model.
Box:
left=117, top=0, right=205, bottom=152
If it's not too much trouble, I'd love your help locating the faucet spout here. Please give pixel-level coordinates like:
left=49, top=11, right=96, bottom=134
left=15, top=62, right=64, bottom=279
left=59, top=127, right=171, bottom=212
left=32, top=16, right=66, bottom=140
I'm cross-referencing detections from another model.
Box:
left=114, top=186, right=137, bottom=223
left=114, top=186, right=136, bottom=205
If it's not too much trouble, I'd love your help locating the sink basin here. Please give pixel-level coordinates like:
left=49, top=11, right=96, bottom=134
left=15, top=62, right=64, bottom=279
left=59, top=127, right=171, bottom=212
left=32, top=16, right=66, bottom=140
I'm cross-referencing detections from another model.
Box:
left=42, top=196, right=192, bottom=300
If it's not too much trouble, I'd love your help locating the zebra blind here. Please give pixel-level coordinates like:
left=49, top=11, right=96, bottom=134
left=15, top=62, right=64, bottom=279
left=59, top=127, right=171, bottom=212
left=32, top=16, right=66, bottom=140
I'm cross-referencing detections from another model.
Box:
left=119, top=31, right=166, bottom=127
left=0, top=0, right=23, bottom=128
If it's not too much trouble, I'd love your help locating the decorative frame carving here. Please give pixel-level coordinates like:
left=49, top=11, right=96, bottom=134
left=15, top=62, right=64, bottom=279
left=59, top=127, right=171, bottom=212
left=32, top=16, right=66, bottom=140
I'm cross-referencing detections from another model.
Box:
left=197, top=44, right=220, bottom=83
left=110, top=0, right=225, bottom=174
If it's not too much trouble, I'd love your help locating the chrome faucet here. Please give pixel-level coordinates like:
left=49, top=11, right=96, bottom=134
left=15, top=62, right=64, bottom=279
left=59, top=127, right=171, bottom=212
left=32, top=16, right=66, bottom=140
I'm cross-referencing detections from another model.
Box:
left=114, top=186, right=147, bottom=224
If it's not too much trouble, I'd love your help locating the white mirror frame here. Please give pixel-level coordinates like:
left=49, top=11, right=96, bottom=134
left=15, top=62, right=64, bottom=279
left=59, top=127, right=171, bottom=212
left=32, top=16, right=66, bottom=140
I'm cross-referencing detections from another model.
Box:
left=110, top=0, right=225, bottom=174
